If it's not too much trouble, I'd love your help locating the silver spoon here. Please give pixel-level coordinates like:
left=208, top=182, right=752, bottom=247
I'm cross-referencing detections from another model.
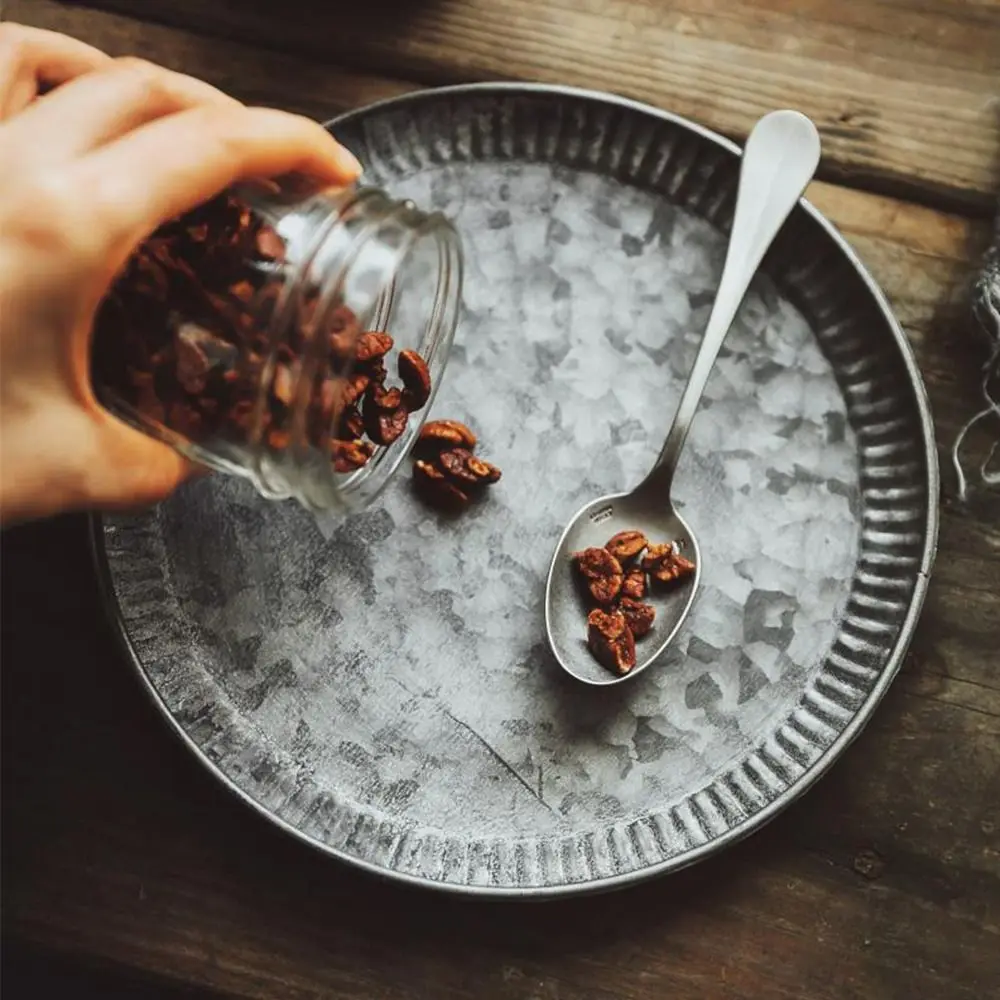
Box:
left=545, top=109, right=821, bottom=686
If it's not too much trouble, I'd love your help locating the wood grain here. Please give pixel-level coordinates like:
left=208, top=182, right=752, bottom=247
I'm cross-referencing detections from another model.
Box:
left=2, top=2, right=998, bottom=999
left=48, top=0, right=1000, bottom=214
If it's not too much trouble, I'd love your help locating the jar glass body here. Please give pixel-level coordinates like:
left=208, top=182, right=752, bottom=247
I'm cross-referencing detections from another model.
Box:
left=92, top=178, right=462, bottom=512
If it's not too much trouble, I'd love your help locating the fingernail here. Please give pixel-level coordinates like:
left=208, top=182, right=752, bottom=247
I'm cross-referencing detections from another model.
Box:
left=338, top=145, right=364, bottom=179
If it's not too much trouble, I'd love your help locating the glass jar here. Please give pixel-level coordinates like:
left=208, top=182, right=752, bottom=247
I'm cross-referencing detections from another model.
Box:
left=91, top=176, right=462, bottom=512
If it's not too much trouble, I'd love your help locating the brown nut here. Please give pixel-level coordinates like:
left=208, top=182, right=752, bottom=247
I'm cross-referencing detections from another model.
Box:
left=271, top=362, right=295, bottom=406
left=618, top=597, right=655, bottom=639
left=355, top=330, right=394, bottom=363
left=365, top=405, right=409, bottom=446
left=337, top=404, right=364, bottom=441
left=573, top=547, right=624, bottom=606
left=266, top=427, right=292, bottom=451
left=466, top=454, right=502, bottom=485
left=363, top=383, right=409, bottom=445
left=414, top=419, right=477, bottom=455
left=605, top=529, right=648, bottom=563
left=399, top=350, right=432, bottom=412
left=438, top=448, right=501, bottom=491
left=332, top=438, right=374, bottom=473
left=413, top=459, right=469, bottom=508
left=587, top=609, right=636, bottom=675
left=621, top=567, right=647, bottom=601
left=366, top=384, right=403, bottom=411
left=255, top=226, right=285, bottom=262
left=642, top=542, right=696, bottom=585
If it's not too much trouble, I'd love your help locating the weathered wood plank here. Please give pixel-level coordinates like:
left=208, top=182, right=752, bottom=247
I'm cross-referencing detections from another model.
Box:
left=5, top=0, right=416, bottom=118
left=50, top=0, right=1000, bottom=213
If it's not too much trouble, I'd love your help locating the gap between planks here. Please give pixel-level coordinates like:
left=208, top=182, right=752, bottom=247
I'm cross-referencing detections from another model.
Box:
left=44, top=0, right=1000, bottom=217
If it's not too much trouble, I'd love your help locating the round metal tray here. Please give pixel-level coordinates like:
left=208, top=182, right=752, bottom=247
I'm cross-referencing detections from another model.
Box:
left=94, top=84, right=938, bottom=897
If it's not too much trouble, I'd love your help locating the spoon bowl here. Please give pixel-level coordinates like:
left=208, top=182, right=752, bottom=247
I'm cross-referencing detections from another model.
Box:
left=545, top=491, right=701, bottom=686
left=544, top=109, right=821, bottom=685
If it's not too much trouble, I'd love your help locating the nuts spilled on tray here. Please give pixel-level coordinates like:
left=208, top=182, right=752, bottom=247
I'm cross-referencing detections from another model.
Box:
left=411, top=419, right=502, bottom=510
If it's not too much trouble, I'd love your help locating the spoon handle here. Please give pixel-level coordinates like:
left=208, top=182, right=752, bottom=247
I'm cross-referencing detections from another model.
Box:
left=639, top=110, right=821, bottom=497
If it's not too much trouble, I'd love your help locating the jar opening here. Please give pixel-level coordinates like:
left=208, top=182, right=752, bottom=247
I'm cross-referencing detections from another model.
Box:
left=255, top=189, right=463, bottom=512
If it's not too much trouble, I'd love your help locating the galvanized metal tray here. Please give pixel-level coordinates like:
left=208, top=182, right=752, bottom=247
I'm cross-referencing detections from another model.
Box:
left=94, top=84, right=937, bottom=897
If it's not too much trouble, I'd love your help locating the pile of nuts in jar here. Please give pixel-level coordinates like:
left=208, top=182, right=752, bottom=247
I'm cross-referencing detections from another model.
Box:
left=573, top=530, right=696, bottom=675
left=91, top=191, right=432, bottom=475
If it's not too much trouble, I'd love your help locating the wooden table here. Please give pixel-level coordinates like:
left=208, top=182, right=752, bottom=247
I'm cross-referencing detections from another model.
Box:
left=3, top=2, right=999, bottom=997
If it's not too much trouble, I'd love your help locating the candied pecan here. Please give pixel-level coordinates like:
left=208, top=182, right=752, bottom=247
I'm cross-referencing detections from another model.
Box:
left=361, top=355, right=387, bottom=385
left=642, top=543, right=696, bottom=585
left=587, top=609, right=636, bottom=676
left=228, top=279, right=256, bottom=304
left=337, top=404, right=365, bottom=441
left=466, top=454, right=502, bottom=485
left=267, top=427, right=292, bottom=450
left=363, top=383, right=409, bottom=445
left=398, top=350, right=431, bottom=411
left=413, top=459, right=469, bottom=508
left=435, top=448, right=502, bottom=490
left=332, top=438, right=375, bottom=473
left=621, top=567, right=648, bottom=600
left=364, top=402, right=409, bottom=446
left=366, top=384, right=403, bottom=411
left=437, top=448, right=482, bottom=487
left=255, top=226, right=285, bottom=262
left=414, top=419, right=477, bottom=455
left=341, top=372, right=371, bottom=409
left=573, top=547, right=624, bottom=606
left=271, top=363, right=296, bottom=406
left=355, top=331, right=394, bottom=363
left=605, top=529, right=648, bottom=563
left=618, top=597, right=655, bottom=639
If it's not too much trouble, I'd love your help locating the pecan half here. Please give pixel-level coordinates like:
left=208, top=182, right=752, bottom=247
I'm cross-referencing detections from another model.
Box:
left=399, top=349, right=432, bottom=412
left=337, top=404, right=364, bottom=441
left=437, top=447, right=501, bottom=490
left=271, top=363, right=295, bottom=406
left=363, top=383, right=409, bottom=445
left=355, top=330, right=394, bottom=363
left=587, top=609, right=636, bottom=675
left=642, top=542, right=696, bottom=585
left=365, top=405, right=409, bottom=446
left=621, top=567, right=647, bottom=601
left=466, top=454, right=502, bottom=485
left=619, top=597, right=655, bottom=639
left=605, top=529, right=648, bottom=563
left=331, top=438, right=375, bottom=473
left=413, top=458, right=469, bottom=508
left=341, top=372, right=371, bottom=409
left=255, top=226, right=285, bottom=262
left=414, top=418, right=477, bottom=455
left=573, top=547, right=624, bottom=605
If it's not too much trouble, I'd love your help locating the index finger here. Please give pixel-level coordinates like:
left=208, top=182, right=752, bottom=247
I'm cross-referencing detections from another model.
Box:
left=0, top=23, right=112, bottom=118
left=73, top=103, right=363, bottom=251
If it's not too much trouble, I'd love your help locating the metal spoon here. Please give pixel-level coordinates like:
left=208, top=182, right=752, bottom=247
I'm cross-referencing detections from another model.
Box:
left=545, top=110, right=821, bottom=686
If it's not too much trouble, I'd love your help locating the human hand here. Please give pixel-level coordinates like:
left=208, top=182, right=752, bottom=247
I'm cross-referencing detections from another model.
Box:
left=0, top=24, right=361, bottom=525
